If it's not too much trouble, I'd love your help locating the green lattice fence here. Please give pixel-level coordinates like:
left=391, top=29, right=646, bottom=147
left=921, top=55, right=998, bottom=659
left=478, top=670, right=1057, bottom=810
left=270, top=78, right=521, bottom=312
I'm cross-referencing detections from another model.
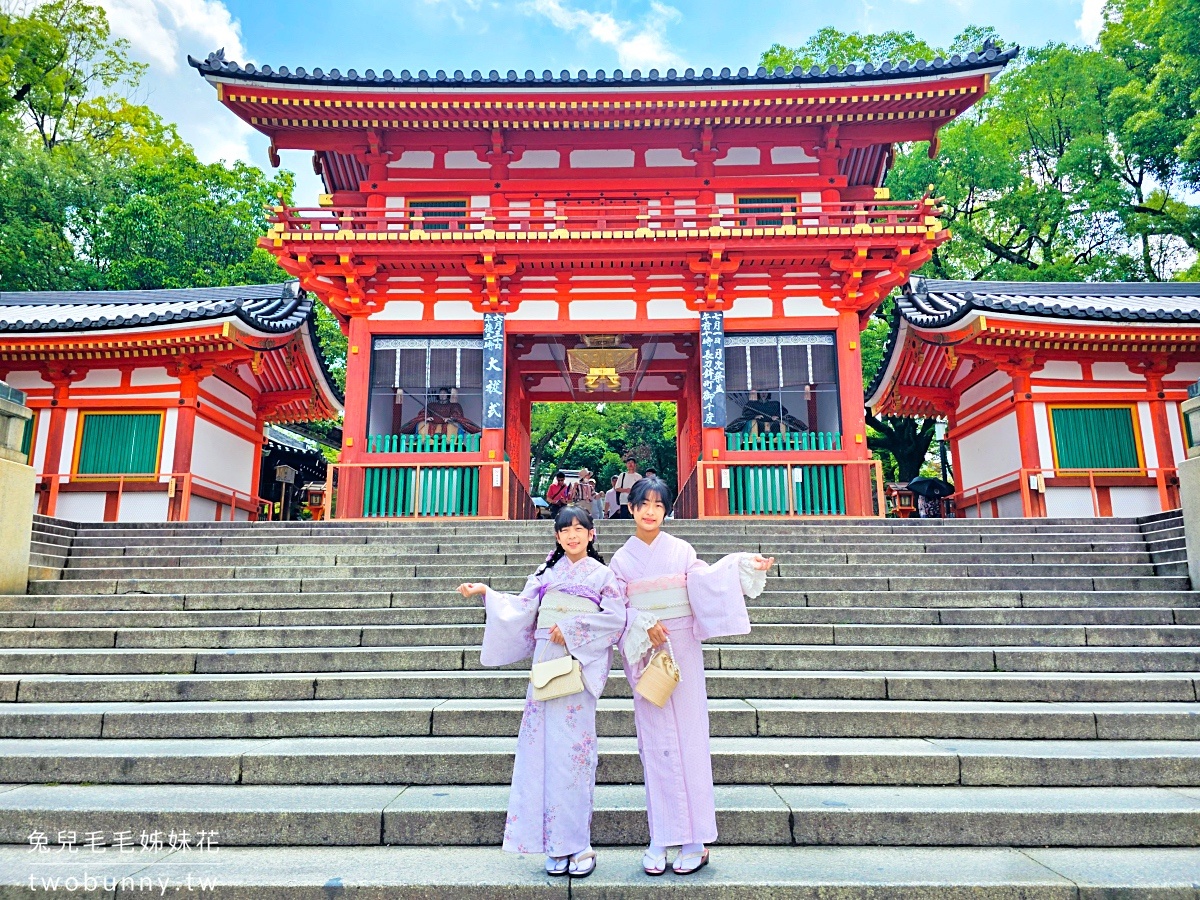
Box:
left=726, top=431, right=842, bottom=452
left=361, top=466, right=480, bottom=517
left=727, top=464, right=846, bottom=516
left=367, top=433, right=481, bottom=453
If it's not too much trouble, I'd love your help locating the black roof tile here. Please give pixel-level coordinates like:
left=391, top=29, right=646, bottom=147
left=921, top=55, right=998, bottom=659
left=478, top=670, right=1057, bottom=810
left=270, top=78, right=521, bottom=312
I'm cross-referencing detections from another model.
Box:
left=0, top=282, right=310, bottom=335
left=189, top=43, right=1018, bottom=89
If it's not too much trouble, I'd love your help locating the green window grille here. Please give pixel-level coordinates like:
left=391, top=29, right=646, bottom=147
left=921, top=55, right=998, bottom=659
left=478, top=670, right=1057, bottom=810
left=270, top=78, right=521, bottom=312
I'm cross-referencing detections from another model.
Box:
left=738, top=195, right=796, bottom=227
left=362, top=465, right=480, bottom=517
left=1050, top=406, right=1141, bottom=471
left=409, top=198, right=468, bottom=231
left=367, top=433, right=481, bottom=454
left=19, top=415, right=34, bottom=463
left=727, top=464, right=846, bottom=516
left=726, top=431, right=842, bottom=452
left=76, top=413, right=161, bottom=475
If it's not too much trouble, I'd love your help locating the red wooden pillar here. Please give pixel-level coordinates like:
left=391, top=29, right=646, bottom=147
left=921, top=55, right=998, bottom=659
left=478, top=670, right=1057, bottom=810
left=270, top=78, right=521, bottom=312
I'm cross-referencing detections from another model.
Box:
left=338, top=313, right=372, bottom=517
left=1141, top=367, right=1178, bottom=510
left=40, top=372, right=77, bottom=517
left=835, top=309, right=871, bottom=516
left=1005, top=364, right=1045, bottom=517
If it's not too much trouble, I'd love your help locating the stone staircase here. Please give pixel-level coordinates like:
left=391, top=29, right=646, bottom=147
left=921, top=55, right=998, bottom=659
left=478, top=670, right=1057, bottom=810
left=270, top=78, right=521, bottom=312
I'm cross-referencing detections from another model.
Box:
left=0, top=513, right=1197, bottom=897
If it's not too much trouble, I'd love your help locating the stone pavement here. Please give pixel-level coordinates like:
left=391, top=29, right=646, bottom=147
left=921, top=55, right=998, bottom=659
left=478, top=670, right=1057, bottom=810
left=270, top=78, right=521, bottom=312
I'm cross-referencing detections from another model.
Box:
left=0, top=512, right=1196, bottom=897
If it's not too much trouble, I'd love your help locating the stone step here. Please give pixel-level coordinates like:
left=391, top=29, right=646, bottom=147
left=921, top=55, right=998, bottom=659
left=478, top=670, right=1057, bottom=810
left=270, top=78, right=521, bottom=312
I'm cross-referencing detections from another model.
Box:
left=2, top=643, right=1199, bottom=676
left=1, top=736, right=1197, bottom=787
left=56, top=561, right=1162, bottom=582
left=2, top=845, right=1196, bottom=898
left=0, top=605, right=1189, bottom=630
left=5, top=698, right=1195, bottom=741
left=26, top=574, right=1190, bottom=597
left=6, top=669, right=1197, bottom=704
left=8, top=589, right=1200, bottom=612
left=0, top=783, right=1194, bottom=847
left=3, top=623, right=1198, bottom=650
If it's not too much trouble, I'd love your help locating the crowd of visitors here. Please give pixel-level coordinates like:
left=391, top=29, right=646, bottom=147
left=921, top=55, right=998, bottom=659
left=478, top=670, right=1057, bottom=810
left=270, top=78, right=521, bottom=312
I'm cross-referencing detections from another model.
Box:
left=547, top=458, right=658, bottom=519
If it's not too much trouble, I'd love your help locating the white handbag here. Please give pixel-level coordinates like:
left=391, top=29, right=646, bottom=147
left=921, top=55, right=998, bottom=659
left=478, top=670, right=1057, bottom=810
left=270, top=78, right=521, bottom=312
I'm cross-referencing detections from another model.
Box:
left=530, top=646, right=584, bottom=701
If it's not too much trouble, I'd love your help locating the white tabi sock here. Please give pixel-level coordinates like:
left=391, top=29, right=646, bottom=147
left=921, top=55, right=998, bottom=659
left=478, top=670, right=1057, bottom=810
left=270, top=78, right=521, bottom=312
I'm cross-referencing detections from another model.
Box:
left=681, top=842, right=705, bottom=856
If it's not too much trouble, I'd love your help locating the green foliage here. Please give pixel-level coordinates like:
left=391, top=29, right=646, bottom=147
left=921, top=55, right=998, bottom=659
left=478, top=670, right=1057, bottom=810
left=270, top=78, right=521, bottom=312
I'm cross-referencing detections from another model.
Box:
left=529, top=402, right=677, bottom=495
left=313, top=305, right=348, bottom=393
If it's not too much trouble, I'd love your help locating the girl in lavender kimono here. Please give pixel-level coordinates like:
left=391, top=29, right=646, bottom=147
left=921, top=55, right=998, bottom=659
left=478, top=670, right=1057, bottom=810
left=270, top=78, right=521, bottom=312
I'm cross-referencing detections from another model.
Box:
left=457, top=505, right=625, bottom=879
left=609, top=476, right=774, bottom=877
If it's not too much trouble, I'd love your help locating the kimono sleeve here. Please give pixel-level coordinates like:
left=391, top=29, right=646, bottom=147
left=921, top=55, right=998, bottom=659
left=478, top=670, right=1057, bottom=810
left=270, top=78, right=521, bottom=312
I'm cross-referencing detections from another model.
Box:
left=557, top=568, right=626, bottom=697
left=480, top=572, right=541, bottom=667
left=685, top=545, right=757, bottom=642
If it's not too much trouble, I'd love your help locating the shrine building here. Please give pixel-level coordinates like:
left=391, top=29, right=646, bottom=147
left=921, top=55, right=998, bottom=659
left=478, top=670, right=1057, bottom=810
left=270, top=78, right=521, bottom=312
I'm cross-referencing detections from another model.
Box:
left=0, top=282, right=342, bottom=522
left=192, top=45, right=1015, bottom=519
left=867, top=278, right=1200, bottom=519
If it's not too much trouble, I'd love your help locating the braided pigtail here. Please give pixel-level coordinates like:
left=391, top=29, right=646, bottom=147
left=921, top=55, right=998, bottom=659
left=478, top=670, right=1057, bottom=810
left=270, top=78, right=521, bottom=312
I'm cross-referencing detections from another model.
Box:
left=536, top=545, right=567, bottom=576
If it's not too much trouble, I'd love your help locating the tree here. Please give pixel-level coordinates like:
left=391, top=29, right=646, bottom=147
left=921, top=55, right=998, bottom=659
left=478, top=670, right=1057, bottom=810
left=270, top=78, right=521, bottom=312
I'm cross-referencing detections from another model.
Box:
left=528, top=402, right=677, bottom=495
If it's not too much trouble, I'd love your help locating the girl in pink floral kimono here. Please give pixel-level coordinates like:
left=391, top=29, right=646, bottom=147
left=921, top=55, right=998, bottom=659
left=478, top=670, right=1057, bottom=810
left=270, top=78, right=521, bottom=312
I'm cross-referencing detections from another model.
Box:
left=608, top=476, right=774, bottom=876
left=457, top=506, right=625, bottom=879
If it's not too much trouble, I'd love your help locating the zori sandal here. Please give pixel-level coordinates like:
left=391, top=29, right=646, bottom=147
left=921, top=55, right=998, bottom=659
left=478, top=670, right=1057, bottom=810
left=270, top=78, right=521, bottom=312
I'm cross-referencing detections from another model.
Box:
left=672, top=847, right=709, bottom=875
left=568, top=849, right=597, bottom=878
left=642, top=847, right=667, bottom=876
left=545, top=855, right=569, bottom=876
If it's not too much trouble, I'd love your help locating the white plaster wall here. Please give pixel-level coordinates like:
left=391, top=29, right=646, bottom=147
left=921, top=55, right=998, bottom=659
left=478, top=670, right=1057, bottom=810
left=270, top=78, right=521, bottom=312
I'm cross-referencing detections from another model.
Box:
left=130, top=368, right=178, bottom=387
left=510, top=150, right=560, bottom=168
left=1110, top=486, right=1163, bottom=517
left=957, top=412, right=1021, bottom=489
left=57, top=492, right=106, bottom=522
left=1033, top=403, right=1054, bottom=470
left=371, top=301, right=424, bottom=321
left=201, top=377, right=255, bottom=418
left=715, top=147, right=760, bottom=166
left=959, top=371, right=1010, bottom=413
left=568, top=300, right=637, bottom=320
left=1170, top=363, right=1200, bottom=383
left=1137, top=402, right=1157, bottom=467
left=433, top=301, right=479, bottom=320
left=389, top=151, right=434, bottom=168
left=645, top=148, right=692, bottom=167
left=771, top=146, right=816, bottom=163
left=445, top=151, right=487, bottom=169
left=1044, top=487, right=1097, bottom=517
left=647, top=299, right=697, bottom=319
left=570, top=149, right=633, bottom=167
left=725, top=297, right=772, bottom=318
left=1091, top=363, right=1144, bottom=381
left=59, top=410, right=78, bottom=473
left=996, top=491, right=1025, bottom=518
left=1037, top=361, right=1083, bottom=380
left=1167, top=401, right=1186, bottom=462
left=506, top=301, right=561, bottom=321
left=72, top=369, right=122, bottom=389
left=782, top=297, right=834, bottom=317
left=3, top=372, right=49, bottom=390
left=31, top=413, right=49, bottom=472
left=160, top=409, right=177, bottom=475
left=187, top=495, right=219, bottom=522
left=117, top=493, right=169, bottom=522
left=234, top=507, right=250, bottom=521
left=191, top=418, right=254, bottom=494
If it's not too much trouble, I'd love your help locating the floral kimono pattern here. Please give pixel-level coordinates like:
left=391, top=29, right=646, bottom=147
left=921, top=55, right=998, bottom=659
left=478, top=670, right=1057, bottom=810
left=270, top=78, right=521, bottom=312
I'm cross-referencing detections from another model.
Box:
left=480, top=555, right=625, bottom=857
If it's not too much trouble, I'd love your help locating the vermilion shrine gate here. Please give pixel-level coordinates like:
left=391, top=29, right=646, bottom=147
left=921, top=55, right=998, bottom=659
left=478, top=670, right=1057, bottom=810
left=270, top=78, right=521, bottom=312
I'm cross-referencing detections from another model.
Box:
left=192, top=45, right=1015, bottom=518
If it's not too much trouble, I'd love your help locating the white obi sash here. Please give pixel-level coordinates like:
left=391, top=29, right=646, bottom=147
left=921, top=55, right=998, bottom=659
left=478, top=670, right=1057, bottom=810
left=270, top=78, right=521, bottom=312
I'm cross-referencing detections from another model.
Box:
left=622, top=574, right=691, bottom=663
left=536, top=590, right=601, bottom=630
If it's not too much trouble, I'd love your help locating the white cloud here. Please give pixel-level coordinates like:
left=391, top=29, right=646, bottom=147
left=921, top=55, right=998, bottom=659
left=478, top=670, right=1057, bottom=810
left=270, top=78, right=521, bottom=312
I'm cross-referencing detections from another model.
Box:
left=1076, top=0, right=1106, bottom=44
left=524, top=0, right=683, bottom=71
left=96, top=0, right=246, bottom=74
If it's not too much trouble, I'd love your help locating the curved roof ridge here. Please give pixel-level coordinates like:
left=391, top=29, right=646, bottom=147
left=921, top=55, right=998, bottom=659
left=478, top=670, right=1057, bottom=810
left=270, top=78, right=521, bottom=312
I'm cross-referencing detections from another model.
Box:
left=900, top=278, right=1200, bottom=328
left=188, top=44, right=1018, bottom=89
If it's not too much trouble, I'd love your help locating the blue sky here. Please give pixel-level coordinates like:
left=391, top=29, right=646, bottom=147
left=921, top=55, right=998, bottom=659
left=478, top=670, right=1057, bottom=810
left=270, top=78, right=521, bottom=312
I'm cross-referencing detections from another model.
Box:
left=97, top=0, right=1106, bottom=200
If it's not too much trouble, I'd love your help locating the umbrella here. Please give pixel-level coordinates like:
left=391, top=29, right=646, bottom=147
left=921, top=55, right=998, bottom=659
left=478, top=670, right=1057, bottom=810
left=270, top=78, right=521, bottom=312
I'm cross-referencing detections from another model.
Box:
left=906, top=476, right=954, bottom=499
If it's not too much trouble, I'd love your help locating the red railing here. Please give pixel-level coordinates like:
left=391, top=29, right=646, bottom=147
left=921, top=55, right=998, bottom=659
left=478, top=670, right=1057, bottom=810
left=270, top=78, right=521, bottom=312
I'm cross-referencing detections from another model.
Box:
left=954, top=467, right=1179, bottom=518
left=268, top=197, right=941, bottom=238
left=36, top=472, right=264, bottom=522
